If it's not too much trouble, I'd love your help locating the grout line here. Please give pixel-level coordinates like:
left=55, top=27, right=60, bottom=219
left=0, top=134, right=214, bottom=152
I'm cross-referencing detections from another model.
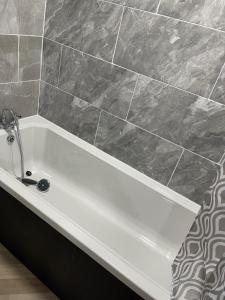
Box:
left=17, top=35, right=20, bottom=81
left=56, top=45, right=63, bottom=87
left=37, top=35, right=44, bottom=114
left=218, top=150, right=225, bottom=165
left=39, top=37, right=44, bottom=81
left=37, top=79, right=41, bottom=114
left=0, top=33, right=42, bottom=38
left=100, top=1, right=124, bottom=9
left=102, top=0, right=225, bottom=34
left=208, top=62, right=225, bottom=100
left=125, top=74, right=139, bottom=120
left=43, top=37, right=225, bottom=110
left=218, top=151, right=225, bottom=164
left=42, top=80, right=100, bottom=111
left=111, top=6, right=124, bottom=64
left=144, top=75, right=225, bottom=109
left=138, top=132, right=221, bottom=166
left=41, top=79, right=103, bottom=110
left=101, top=109, right=221, bottom=166
left=156, top=14, right=225, bottom=34
left=156, top=0, right=161, bottom=14
left=167, top=149, right=184, bottom=187
left=43, top=36, right=138, bottom=75
left=0, top=79, right=40, bottom=85
left=42, top=0, right=47, bottom=37
left=40, top=79, right=77, bottom=98
left=93, top=110, right=102, bottom=146
left=127, top=120, right=222, bottom=166
left=38, top=0, right=47, bottom=113
left=40, top=0, right=47, bottom=74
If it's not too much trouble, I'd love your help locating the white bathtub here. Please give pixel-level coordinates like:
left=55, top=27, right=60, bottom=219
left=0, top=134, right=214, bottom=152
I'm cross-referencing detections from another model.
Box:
left=0, top=116, right=200, bottom=300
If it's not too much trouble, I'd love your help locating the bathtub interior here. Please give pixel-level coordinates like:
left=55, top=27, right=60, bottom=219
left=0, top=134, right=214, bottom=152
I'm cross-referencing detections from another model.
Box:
left=0, top=121, right=197, bottom=294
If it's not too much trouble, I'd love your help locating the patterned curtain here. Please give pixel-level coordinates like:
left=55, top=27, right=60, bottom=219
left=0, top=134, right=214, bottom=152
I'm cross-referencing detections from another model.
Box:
left=172, top=159, right=225, bottom=299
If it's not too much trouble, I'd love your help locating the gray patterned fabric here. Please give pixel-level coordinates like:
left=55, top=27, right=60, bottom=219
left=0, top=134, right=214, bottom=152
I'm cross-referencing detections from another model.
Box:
left=172, top=159, right=225, bottom=299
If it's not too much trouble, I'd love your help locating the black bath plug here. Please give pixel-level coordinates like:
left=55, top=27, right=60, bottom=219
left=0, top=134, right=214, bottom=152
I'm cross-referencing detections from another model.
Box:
left=21, top=178, right=38, bottom=186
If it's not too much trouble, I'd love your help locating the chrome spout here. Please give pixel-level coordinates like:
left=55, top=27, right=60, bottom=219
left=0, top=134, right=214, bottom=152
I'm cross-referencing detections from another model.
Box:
left=1, top=109, right=24, bottom=179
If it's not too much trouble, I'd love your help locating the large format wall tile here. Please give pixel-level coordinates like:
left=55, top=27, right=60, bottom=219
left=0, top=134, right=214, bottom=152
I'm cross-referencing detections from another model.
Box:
left=114, top=8, right=225, bottom=97
left=0, top=0, right=46, bottom=35
left=0, top=35, right=18, bottom=83
left=58, top=47, right=138, bottom=118
left=44, top=0, right=84, bottom=50
left=211, top=66, right=225, bottom=105
left=0, top=0, right=18, bottom=34
left=159, top=0, right=225, bottom=31
left=19, top=0, right=46, bottom=35
left=128, top=76, right=225, bottom=162
left=80, top=1, right=123, bottom=62
left=95, top=111, right=182, bottom=184
left=168, top=151, right=218, bottom=205
left=19, top=36, right=42, bottom=81
left=39, top=82, right=100, bottom=144
left=41, top=39, right=62, bottom=85
left=44, top=0, right=123, bottom=61
left=0, top=81, right=39, bottom=116
left=106, top=0, right=160, bottom=13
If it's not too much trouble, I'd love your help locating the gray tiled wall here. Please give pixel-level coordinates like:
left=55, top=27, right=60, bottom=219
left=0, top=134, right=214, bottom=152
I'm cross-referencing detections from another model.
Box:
left=0, top=0, right=45, bottom=117
left=40, top=0, right=225, bottom=205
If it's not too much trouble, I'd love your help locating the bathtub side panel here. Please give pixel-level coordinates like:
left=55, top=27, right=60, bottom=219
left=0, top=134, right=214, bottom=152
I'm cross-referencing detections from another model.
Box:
left=0, top=187, right=144, bottom=300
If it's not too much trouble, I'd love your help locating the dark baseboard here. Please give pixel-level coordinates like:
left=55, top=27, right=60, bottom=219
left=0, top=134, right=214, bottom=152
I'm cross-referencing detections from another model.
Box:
left=0, top=187, right=143, bottom=300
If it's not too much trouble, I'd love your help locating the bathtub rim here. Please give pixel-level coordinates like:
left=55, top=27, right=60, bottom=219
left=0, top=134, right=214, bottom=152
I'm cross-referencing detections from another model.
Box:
left=0, top=115, right=200, bottom=300
left=0, top=115, right=200, bottom=214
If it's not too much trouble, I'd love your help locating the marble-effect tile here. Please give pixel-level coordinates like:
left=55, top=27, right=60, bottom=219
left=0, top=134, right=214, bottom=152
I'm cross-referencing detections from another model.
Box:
left=0, top=35, right=18, bottom=83
left=41, top=39, right=62, bottom=86
left=44, top=0, right=83, bottom=50
left=95, top=111, right=182, bottom=184
left=128, top=76, right=225, bottom=162
left=114, top=8, right=225, bottom=97
left=81, top=1, right=123, bottom=61
left=19, top=36, right=42, bottom=81
left=58, top=47, right=138, bottom=118
left=18, top=0, right=46, bottom=35
left=0, top=81, right=39, bottom=117
left=159, top=0, right=225, bottom=31
left=168, top=151, right=218, bottom=205
left=0, top=0, right=18, bottom=34
left=39, top=82, right=100, bottom=143
left=44, top=0, right=123, bottom=61
left=0, top=0, right=45, bottom=35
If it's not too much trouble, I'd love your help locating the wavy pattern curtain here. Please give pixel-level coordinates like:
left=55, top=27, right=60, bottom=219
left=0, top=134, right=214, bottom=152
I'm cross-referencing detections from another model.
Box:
left=172, top=158, right=225, bottom=299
